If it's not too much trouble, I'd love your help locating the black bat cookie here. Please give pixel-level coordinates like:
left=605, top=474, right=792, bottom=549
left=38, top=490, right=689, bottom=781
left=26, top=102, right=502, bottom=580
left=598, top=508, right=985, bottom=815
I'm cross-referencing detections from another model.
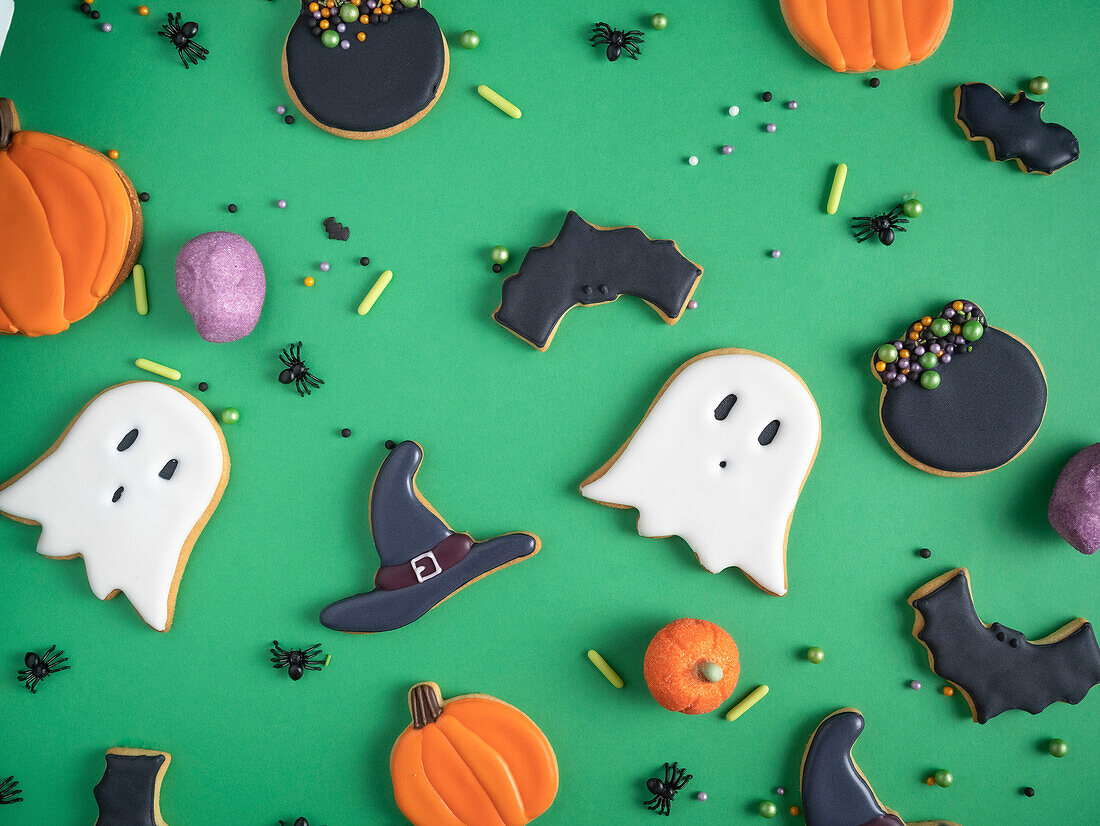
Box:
left=93, top=748, right=171, bottom=826
left=493, top=210, right=702, bottom=351
left=909, top=568, right=1100, bottom=724
left=953, top=82, right=1079, bottom=174
left=323, top=217, right=349, bottom=241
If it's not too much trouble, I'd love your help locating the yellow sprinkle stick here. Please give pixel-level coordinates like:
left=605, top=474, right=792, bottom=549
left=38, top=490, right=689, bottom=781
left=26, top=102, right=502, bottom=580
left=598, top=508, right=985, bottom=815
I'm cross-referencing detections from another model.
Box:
left=132, top=264, right=148, bottom=316
left=324, top=654, right=332, bottom=668
left=725, top=684, right=770, bottom=721
left=826, top=163, right=847, bottom=215
left=587, top=649, right=624, bottom=688
left=357, top=270, right=393, bottom=316
left=478, top=85, right=522, bottom=119
left=134, top=358, right=181, bottom=381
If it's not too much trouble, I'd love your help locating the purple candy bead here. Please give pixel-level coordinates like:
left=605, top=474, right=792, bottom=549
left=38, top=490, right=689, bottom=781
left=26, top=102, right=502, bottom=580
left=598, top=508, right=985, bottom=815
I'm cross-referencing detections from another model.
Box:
left=1049, top=444, right=1100, bottom=554
left=776, top=787, right=786, bottom=796
left=687, top=300, right=698, bottom=309
left=882, top=368, right=897, bottom=381
left=913, top=345, right=926, bottom=356
left=939, top=353, right=952, bottom=364
left=943, top=308, right=956, bottom=318
left=276, top=199, right=287, bottom=209
left=721, top=144, right=734, bottom=155
left=911, top=680, right=922, bottom=690
left=101, top=22, right=112, bottom=32
left=336, top=23, right=346, bottom=32
left=962, top=301, right=974, bottom=312
left=276, top=105, right=287, bottom=114
left=897, top=358, right=909, bottom=370
left=765, top=123, right=777, bottom=133
left=786, top=101, right=798, bottom=109
left=770, top=249, right=781, bottom=259
left=696, top=792, right=708, bottom=802
left=313, top=10, right=322, bottom=18
left=176, top=232, right=266, bottom=343
left=930, top=343, right=941, bottom=354
left=319, top=262, right=331, bottom=272
left=341, top=39, right=350, bottom=49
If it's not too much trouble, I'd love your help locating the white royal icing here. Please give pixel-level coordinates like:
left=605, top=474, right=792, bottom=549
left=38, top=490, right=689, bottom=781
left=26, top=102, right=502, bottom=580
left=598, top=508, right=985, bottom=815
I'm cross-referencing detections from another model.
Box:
left=581, top=350, right=819, bottom=596
left=0, top=1, right=12, bottom=59
left=0, top=382, right=226, bottom=630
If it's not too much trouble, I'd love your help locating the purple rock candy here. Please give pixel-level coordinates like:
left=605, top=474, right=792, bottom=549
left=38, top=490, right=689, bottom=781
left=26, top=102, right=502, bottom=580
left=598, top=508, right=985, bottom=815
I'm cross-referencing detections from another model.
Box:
left=1049, top=443, right=1100, bottom=555
left=176, top=232, right=266, bottom=343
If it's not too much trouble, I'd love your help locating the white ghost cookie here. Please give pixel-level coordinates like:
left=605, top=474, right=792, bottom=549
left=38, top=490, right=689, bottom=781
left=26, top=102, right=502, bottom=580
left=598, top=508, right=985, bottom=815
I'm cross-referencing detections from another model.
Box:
left=581, top=349, right=820, bottom=596
left=0, top=381, right=230, bottom=631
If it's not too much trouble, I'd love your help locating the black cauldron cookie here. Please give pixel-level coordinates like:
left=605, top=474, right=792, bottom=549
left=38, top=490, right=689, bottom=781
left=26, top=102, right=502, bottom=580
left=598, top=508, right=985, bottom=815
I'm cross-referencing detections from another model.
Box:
left=282, top=0, right=448, bottom=139
left=870, top=300, right=1046, bottom=475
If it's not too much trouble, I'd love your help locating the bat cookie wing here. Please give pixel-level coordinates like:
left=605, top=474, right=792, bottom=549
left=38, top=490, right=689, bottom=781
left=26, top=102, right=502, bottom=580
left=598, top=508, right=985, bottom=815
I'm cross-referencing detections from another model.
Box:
left=493, top=211, right=702, bottom=351
left=953, top=82, right=1079, bottom=175
left=909, top=568, right=1100, bottom=723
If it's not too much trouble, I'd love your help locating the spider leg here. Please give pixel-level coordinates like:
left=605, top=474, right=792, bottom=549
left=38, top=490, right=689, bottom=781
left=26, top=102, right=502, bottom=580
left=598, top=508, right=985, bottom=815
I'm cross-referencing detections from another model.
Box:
left=643, top=796, right=660, bottom=810
left=622, top=42, right=641, bottom=58
left=590, top=34, right=611, bottom=45
left=663, top=763, right=673, bottom=784
left=301, top=643, right=322, bottom=654
left=853, top=229, right=876, bottom=243
left=303, top=374, right=323, bottom=388
left=894, top=224, right=908, bottom=232
left=296, top=380, right=308, bottom=397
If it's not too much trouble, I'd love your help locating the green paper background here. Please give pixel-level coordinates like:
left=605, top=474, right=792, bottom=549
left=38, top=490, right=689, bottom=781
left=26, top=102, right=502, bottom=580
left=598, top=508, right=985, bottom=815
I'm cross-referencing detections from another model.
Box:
left=1, top=1, right=1097, bottom=823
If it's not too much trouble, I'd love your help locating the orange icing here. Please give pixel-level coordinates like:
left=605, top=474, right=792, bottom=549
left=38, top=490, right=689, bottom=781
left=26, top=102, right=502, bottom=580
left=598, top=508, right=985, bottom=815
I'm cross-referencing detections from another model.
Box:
left=780, top=0, right=952, bottom=72
left=391, top=688, right=559, bottom=826
left=0, top=118, right=136, bottom=336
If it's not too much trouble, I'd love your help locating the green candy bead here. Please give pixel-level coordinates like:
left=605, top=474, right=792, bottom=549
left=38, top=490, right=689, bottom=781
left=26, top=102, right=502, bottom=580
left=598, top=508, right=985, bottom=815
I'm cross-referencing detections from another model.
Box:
left=220, top=407, right=240, bottom=425
left=459, top=30, right=480, bottom=50
left=1029, top=76, right=1050, bottom=95
left=339, top=3, right=359, bottom=22
left=961, top=319, right=984, bottom=341
left=876, top=344, right=899, bottom=364
left=759, top=801, right=778, bottom=818
left=930, top=317, right=951, bottom=337
left=807, top=646, right=825, bottom=664
left=698, top=662, right=724, bottom=683
left=651, top=12, right=668, bottom=30
left=919, top=352, right=938, bottom=370
left=401, top=0, right=419, bottom=7
left=320, top=29, right=340, bottom=48
left=920, top=370, right=941, bottom=390
left=1048, top=739, right=1068, bottom=758
left=490, top=245, right=510, bottom=264
left=934, top=770, right=954, bottom=788
left=902, top=198, right=923, bottom=218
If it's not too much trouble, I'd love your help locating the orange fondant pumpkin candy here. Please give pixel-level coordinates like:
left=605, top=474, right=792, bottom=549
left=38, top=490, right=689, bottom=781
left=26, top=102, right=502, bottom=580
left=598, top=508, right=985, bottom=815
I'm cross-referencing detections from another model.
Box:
left=0, top=98, right=142, bottom=336
left=390, top=682, right=559, bottom=826
left=644, top=618, right=740, bottom=714
left=779, top=0, right=953, bottom=73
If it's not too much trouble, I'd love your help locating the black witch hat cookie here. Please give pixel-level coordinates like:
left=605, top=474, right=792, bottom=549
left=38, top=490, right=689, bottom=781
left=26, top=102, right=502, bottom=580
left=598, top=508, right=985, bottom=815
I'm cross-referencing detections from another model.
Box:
left=493, top=211, right=703, bottom=351
left=282, top=1, right=449, bottom=139
left=800, top=710, right=959, bottom=826
left=870, top=300, right=1046, bottom=475
left=954, top=82, right=1079, bottom=175
left=909, top=568, right=1100, bottom=724
left=320, top=441, right=540, bottom=632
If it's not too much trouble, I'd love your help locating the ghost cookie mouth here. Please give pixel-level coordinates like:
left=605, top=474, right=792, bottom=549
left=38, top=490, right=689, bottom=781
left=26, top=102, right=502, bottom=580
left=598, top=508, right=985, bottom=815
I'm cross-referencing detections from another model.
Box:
left=871, top=300, right=1046, bottom=476
left=580, top=348, right=820, bottom=596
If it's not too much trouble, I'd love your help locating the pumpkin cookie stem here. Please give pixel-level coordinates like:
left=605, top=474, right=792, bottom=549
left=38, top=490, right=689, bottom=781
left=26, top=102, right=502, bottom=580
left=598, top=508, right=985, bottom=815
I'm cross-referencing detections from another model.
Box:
left=409, top=682, right=444, bottom=729
left=0, top=98, right=19, bottom=150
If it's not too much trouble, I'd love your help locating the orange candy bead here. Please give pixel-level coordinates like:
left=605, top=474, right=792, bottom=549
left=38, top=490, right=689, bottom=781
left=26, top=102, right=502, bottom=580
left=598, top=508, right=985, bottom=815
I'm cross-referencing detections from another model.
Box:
left=921, top=316, right=933, bottom=326
left=106, top=149, right=119, bottom=160
left=303, top=277, right=315, bottom=287
left=319, top=19, right=329, bottom=28
left=952, top=300, right=964, bottom=311
left=875, top=361, right=886, bottom=372
left=356, top=31, right=366, bottom=41
left=643, top=618, right=740, bottom=714
left=137, top=5, right=149, bottom=14
left=942, top=686, right=955, bottom=697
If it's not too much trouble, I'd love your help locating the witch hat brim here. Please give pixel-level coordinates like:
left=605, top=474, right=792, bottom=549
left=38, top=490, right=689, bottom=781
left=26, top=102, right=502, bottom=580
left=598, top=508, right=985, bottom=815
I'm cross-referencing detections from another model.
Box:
left=320, top=441, right=539, bottom=633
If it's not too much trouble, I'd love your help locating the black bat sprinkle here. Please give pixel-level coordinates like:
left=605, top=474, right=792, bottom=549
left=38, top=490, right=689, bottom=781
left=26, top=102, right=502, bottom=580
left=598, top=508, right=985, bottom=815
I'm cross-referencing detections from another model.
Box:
left=323, top=217, right=350, bottom=241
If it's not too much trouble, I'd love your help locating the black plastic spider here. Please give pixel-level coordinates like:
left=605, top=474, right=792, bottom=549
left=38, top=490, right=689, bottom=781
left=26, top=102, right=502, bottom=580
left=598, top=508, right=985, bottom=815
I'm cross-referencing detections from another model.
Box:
left=270, top=641, right=325, bottom=681
left=280, top=819, right=324, bottom=826
left=17, top=645, right=69, bottom=694
left=851, top=204, right=909, bottom=246
left=279, top=342, right=324, bottom=396
left=644, top=762, right=692, bottom=816
left=159, top=13, right=208, bottom=69
left=0, top=776, right=21, bottom=805
left=590, top=22, right=643, bottom=61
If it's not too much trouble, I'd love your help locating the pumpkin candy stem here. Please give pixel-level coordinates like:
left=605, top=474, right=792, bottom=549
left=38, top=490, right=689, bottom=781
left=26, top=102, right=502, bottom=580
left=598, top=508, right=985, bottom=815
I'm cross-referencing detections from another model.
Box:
left=698, top=662, right=724, bottom=683
left=408, top=681, right=444, bottom=729
left=0, top=98, right=19, bottom=150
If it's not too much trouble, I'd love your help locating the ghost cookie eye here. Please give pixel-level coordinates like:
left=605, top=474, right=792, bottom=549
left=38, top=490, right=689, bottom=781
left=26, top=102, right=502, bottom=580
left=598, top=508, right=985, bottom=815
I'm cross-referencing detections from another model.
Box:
left=873, top=300, right=985, bottom=389
left=714, top=394, right=737, bottom=420
left=117, top=429, right=139, bottom=451
left=158, top=459, right=179, bottom=480
left=758, top=420, right=780, bottom=446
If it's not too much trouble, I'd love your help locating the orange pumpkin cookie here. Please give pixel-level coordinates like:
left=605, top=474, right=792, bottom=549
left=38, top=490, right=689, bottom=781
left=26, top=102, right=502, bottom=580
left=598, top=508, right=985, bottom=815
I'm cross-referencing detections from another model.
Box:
left=391, top=682, right=559, bottom=826
left=643, top=618, right=741, bottom=714
left=0, top=98, right=142, bottom=336
left=778, top=0, right=953, bottom=73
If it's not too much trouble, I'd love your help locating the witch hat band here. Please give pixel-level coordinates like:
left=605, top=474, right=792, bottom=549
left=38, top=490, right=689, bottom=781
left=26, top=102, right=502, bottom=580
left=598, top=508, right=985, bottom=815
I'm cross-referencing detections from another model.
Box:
left=320, top=441, right=540, bottom=633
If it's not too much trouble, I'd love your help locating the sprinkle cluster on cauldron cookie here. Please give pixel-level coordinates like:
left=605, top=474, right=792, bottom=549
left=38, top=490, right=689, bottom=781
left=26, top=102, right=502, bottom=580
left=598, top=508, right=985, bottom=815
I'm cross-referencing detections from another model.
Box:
left=873, top=300, right=985, bottom=390
left=302, top=0, right=421, bottom=47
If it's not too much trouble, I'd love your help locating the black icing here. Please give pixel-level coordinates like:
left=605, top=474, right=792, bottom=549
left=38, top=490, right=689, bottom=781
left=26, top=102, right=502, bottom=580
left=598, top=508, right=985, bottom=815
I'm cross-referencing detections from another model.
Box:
left=319, top=441, right=538, bottom=632
left=284, top=5, right=446, bottom=134
left=111, top=486, right=124, bottom=503
left=92, top=752, right=166, bottom=826
left=494, top=211, right=702, bottom=350
left=158, top=459, right=178, bottom=480
left=879, top=326, right=1045, bottom=473
left=758, top=419, right=780, bottom=446
left=800, top=711, right=890, bottom=826
left=955, top=82, right=1079, bottom=174
left=117, top=429, right=138, bottom=451
left=910, top=569, right=1100, bottom=724
left=714, top=394, right=737, bottom=421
